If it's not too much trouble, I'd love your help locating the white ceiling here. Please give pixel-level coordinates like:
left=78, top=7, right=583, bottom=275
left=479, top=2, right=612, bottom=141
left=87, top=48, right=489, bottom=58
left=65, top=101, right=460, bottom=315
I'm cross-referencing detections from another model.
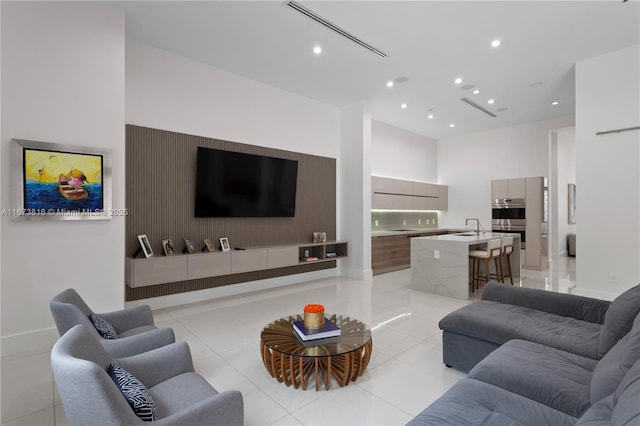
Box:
left=112, top=1, right=640, bottom=139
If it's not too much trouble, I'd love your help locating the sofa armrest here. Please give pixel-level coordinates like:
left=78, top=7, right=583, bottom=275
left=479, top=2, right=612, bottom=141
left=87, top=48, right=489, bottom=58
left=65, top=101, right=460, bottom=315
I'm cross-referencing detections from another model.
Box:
left=116, top=341, right=194, bottom=388
left=98, top=305, right=155, bottom=332
left=154, top=390, right=244, bottom=426
left=481, top=282, right=610, bottom=324
left=100, top=328, right=175, bottom=358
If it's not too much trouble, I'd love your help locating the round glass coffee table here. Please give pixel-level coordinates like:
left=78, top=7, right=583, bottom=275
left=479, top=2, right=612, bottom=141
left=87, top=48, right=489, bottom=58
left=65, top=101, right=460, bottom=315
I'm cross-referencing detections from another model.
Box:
left=260, top=314, right=372, bottom=391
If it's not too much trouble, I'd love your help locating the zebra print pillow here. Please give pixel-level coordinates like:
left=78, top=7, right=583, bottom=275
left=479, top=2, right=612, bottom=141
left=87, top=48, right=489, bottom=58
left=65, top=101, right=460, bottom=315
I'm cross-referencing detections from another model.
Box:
left=108, top=363, right=156, bottom=421
left=89, top=313, right=117, bottom=339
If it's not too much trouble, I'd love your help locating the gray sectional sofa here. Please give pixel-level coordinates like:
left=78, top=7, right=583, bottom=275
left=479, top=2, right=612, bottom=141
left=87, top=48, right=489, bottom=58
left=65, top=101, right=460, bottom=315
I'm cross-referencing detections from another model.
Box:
left=408, top=283, right=640, bottom=425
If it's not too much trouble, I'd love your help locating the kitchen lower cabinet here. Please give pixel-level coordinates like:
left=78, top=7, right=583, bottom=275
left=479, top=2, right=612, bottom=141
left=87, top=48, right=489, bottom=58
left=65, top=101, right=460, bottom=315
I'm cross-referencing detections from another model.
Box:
left=372, top=231, right=446, bottom=275
left=372, top=235, right=410, bottom=275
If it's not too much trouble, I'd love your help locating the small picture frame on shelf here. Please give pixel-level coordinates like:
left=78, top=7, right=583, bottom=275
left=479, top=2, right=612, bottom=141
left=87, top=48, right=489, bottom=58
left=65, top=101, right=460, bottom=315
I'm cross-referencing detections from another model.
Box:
left=203, top=238, right=215, bottom=252
left=137, top=234, right=153, bottom=258
left=162, top=239, right=175, bottom=256
left=184, top=238, right=195, bottom=254
left=220, top=237, right=231, bottom=252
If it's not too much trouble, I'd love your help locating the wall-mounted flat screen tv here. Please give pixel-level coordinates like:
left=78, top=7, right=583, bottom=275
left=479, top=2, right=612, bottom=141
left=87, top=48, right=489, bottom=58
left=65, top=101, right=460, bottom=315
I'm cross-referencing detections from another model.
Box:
left=195, top=147, right=298, bottom=217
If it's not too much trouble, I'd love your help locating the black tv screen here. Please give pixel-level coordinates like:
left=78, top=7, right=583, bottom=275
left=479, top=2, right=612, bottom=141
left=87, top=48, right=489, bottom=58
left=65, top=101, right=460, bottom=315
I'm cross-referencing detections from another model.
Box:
left=195, top=147, right=298, bottom=217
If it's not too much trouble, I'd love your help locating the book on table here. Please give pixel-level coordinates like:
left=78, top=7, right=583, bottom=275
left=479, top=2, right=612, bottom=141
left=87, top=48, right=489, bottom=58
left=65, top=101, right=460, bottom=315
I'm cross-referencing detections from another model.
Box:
left=292, top=318, right=341, bottom=341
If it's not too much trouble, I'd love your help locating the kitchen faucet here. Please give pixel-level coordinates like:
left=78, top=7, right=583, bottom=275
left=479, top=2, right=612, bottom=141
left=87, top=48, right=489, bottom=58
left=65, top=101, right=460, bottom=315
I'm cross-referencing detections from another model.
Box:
left=465, top=218, right=481, bottom=234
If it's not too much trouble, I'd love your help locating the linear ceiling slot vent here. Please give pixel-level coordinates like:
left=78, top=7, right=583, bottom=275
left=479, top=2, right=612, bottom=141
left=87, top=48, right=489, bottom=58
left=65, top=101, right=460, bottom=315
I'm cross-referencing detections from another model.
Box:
left=285, top=1, right=387, bottom=58
left=460, top=97, right=498, bottom=117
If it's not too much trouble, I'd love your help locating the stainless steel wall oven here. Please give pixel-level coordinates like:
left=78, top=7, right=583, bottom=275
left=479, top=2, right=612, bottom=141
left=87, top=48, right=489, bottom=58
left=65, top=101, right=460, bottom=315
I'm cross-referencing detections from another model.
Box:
left=492, top=198, right=526, bottom=248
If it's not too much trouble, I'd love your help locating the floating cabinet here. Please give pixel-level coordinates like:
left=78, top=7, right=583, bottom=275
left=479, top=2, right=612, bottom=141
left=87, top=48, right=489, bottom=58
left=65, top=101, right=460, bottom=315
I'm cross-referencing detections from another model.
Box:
left=267, top=246, right=298, bottom=268
left=187, top=252, right=231, bottom=280
left=231, top=249, right=268, bottom=274
left=125, top=241, right=348, bottom=288
left=126, top=256, right=188, bottom=288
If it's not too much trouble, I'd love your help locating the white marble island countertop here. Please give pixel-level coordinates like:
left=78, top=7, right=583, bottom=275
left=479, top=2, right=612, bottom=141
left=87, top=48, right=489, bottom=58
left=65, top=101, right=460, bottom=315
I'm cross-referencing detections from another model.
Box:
left=410, top=232, right=521, bottom=300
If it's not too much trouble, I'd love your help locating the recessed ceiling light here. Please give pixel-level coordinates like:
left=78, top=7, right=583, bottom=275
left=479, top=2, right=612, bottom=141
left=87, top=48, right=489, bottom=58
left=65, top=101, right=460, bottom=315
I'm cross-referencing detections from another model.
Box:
left=488, top=99, right=495, bottom=104
left=313, top=45, right=322, bottom=54
left=449, top=123, right=455, bottom=128
left=491, top=39, right=501, bottom=48
left=473, top=89, right=480, bottom=95
left=552, top=101, right=559, bottom=106
left=386, top=81, right=394, bottom=88
left=401, top=103, right=408, bottom=109
left=427, top=114, right=434, bottom=119
left=454, top=77, right=463, bottom=84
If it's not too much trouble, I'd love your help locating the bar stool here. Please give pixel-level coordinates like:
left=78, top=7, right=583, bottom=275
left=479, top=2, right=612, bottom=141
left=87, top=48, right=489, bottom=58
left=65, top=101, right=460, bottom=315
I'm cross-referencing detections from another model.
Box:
left=500, top=236, right=514, bottom=285
left=469, top=239, right=502, bottom=291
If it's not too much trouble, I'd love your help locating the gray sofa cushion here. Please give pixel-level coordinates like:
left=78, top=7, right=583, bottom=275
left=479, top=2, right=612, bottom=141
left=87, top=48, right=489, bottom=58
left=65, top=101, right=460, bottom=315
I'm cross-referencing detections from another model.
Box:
left=439, top=301, right=602, bottom=359
left=577, top=358, right=640, bottom=425
left=590, top=312, right=640, bottom=404
left=468, top=339, right=597, bottom=417
left=482, top=283, right=610, bottom=324
left=598, top=284, right=640, bottom=357
left=406, top=378, right=577, bottom=426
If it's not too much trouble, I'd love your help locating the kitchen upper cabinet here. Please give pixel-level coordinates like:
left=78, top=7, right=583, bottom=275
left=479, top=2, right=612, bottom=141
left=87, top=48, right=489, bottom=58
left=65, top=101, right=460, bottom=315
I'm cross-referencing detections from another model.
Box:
left=372, top=176, right=448, bottom=211
left=372, top=176, right=395, bottom=194
left=412, top=181, right=438, bottom=197
left=437, top=185, right=448, bottom=210
left=492, top=178, right=526, bottom=199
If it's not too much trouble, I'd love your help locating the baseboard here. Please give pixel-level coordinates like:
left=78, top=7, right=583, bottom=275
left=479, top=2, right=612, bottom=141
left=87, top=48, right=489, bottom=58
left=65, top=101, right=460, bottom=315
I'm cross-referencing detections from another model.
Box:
left=125, top=268, right=340, bottom=310
left=570, top=286, right=618, bottom=301
left=1, top=327, right=59, bottom=358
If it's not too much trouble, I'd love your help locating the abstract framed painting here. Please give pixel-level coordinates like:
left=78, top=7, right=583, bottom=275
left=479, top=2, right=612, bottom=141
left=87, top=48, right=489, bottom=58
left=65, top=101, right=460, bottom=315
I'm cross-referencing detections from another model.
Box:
left=11, top=139, right=112, bottom=221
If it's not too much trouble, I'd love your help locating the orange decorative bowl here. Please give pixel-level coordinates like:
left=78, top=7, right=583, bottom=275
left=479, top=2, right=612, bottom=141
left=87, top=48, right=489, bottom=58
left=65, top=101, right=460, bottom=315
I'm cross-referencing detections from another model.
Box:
left=303, top=304, right=325, bottom=330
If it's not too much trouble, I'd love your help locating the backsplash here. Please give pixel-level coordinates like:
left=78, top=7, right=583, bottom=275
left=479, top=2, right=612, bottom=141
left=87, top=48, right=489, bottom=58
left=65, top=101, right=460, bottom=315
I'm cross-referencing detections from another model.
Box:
left=371, top=211, right=438, bottom=231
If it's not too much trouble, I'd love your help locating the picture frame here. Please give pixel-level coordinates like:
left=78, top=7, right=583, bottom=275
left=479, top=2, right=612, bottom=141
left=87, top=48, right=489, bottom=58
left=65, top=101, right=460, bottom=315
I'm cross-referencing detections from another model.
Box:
left=220, top=237, right=231, bottom=252
left=137, top=234, right=153, bottom=258
left=203, top=238, right=215, bottom=252
left=568, top=183, right=576, bottom=224
left=11, top=138, right=112, bottom=221
left=184, top=238, right=195, bottom=254
left=162, top=239, right=175, bottom=256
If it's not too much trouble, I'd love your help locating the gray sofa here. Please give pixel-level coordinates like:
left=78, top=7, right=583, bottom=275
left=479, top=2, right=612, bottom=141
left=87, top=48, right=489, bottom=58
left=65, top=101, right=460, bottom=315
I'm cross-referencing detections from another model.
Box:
left=407, top=284, right=640, bottom=425
left=439, top=282, right=640, bottom=372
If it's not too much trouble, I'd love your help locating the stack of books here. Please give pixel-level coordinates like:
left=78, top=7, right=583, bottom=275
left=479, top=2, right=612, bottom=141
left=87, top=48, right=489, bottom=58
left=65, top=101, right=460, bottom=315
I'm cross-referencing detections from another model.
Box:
left=292, top=318, right=341, bottom=342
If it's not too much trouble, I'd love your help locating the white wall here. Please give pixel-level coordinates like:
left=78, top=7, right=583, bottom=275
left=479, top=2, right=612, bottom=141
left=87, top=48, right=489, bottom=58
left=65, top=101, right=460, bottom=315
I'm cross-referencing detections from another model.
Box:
left=340, top=102, right=372, bottom=279
left=126, top=40, right=339, bottom=159
left=437, top=116, right=575, bottom=230
left=575, top=45, right=640, bottom=299
left=556, top=127, right=576, bottom=254
left=125, top=40, right=343, bottom=306
left=1, top=1, right=125, bottom=351
left=0, top=2, right=125, bottom=421
left=371, top=120, right=438, bottom=183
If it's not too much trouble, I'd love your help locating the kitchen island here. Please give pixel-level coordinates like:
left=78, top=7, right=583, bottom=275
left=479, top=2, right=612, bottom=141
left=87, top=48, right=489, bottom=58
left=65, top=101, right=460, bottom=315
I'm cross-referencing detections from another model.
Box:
left=410, top=232, right=521, bottom=300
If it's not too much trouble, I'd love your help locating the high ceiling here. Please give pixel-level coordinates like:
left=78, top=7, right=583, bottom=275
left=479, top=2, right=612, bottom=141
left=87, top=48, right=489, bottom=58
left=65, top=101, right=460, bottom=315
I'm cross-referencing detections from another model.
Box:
left=112, top=1, right=640, bottom=139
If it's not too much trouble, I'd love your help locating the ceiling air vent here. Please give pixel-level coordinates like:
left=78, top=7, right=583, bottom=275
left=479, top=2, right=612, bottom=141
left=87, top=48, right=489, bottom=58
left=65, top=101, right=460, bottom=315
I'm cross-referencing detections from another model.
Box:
left=461, top=97, right=497, bottom=118
left=285, top=1, right=387, bottom=58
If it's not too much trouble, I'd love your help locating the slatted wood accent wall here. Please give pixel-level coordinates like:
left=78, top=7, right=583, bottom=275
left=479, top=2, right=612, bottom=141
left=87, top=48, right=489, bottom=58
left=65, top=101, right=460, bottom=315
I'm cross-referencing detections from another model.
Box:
left=125, top=125, right=337, bottom=301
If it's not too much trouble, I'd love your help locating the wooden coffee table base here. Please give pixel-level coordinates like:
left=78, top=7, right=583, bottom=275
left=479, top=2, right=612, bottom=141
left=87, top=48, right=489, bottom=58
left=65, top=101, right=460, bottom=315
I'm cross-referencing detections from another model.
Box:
left=260, top=339, right=373, bottom=391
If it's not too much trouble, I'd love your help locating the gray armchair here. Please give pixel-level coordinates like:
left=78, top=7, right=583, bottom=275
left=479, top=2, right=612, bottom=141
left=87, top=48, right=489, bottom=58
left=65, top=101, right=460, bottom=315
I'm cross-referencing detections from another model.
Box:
left=50, top=288, right=175, bottom=357
left=51, top=324, right=244, bottom=426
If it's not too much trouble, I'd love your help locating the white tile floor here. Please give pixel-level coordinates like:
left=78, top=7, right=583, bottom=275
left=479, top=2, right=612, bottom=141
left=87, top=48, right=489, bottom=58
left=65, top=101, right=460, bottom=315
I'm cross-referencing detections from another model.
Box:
left=2, top=255, right=575, bottom=426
